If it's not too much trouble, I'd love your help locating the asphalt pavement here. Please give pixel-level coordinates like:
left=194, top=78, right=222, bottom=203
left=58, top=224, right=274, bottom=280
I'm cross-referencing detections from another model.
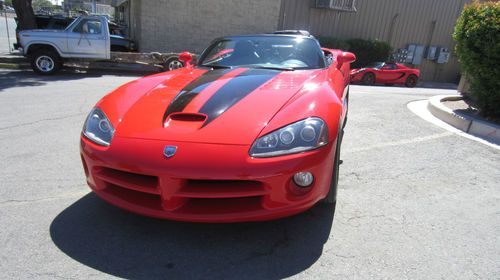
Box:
left=0, top=69, right=499, bottom=279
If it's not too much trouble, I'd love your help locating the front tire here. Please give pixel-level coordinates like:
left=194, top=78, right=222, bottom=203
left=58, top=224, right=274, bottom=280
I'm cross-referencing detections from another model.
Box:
left=30, top=50, right=62, bottom=75
left=323, top=129, right=342, bottom=205
left=342, top=91, right=349, bottom=129
left=361, top=72, right=375, bottom=86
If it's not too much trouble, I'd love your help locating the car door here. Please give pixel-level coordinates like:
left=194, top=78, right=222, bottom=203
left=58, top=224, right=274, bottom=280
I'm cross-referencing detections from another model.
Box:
left=377, top=63, right=405, bottom=82
left=67, top=17, right=107, bottom=59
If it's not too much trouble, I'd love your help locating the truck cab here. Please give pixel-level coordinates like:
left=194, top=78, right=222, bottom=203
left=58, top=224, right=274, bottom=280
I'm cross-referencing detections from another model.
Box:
left=19, top=15, right=110, bottom=74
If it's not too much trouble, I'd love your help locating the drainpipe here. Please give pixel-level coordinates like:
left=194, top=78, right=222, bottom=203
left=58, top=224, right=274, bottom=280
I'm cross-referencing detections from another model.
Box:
left=387, top=13, right=399, bottom=47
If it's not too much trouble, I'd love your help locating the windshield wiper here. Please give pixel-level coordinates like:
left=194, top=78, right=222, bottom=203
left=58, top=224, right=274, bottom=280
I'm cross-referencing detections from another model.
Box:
left=252, top=66, right=294, bottom=71
left=200, top=64, right=232, bottom=69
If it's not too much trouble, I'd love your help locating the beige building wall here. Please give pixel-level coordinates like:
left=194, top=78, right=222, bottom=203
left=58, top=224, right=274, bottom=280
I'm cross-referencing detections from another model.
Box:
left=132, top=0, right=281, bottom=53
left=280, top=0, right=471, bottom=83
left=125, top=0, right=469, bottom=83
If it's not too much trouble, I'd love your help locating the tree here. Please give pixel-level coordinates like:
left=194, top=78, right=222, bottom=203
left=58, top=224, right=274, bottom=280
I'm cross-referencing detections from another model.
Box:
left=32, top=0, right=52, bottom=10
left=12, top=0, right=37, bottom=30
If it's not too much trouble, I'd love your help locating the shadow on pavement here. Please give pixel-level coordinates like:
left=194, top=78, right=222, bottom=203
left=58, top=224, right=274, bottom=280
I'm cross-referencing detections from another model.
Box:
left=0, top=69, right=145, bottom=92
left=50, top=193, right=335, bottom=279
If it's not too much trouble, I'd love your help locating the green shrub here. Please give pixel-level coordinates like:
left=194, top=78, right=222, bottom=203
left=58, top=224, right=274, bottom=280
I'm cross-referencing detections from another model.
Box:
left=453, top=1, right=500, bottom=119
left=316, top=36, right=350, bottom=51
left=317, top=37, right=392, bottom=68
left=346, top=38, right=392, bottom=68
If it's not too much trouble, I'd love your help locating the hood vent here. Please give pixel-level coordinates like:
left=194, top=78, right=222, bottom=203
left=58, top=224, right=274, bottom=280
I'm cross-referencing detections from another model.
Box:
left=164, top=113, right=208, bottom=128
left=168, top=112, right=207, bottom=122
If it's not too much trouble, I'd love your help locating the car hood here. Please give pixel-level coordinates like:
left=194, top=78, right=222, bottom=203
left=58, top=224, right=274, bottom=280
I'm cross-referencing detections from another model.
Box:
left=115, top=67, right=321, bottom=145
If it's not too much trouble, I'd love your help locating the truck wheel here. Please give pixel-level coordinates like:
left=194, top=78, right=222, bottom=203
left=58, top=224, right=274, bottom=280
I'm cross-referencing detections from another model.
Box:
left=30, top=51, right=62, bottom=75
left=163, top=57, right=184, bottom=71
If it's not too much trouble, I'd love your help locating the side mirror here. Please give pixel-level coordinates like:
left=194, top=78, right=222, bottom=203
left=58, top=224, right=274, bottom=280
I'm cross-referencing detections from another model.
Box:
left=337, top=52, right=356, bottom=66
left=179, top=51, right=193, bottom=68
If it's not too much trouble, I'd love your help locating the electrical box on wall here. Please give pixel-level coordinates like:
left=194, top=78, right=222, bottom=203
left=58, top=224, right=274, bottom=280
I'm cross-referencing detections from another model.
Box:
left=426, top=46, right=437, bottom=60
left=392, top=48, right=408, bottom=63
left=405, top=44, right=424, bottom=65
left=412, top=45, right=425, bottom=65
left=405, top=44, right=416, bottom=64
left=436, top=47, right=450, bottom=64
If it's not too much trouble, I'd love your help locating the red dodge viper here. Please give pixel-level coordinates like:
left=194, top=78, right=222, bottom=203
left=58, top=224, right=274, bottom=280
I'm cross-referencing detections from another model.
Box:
left=80, top=32, right=355, bottom=222
left=350, top=62, right=419, bottom=87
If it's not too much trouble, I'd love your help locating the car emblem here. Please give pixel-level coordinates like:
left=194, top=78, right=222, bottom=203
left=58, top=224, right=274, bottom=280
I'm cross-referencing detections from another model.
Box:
left=163, top=146, right=177, bottom=158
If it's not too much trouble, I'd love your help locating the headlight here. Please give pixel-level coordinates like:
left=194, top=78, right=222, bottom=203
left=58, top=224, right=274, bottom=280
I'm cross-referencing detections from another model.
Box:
left=249, top=117, right=328, bottom=158
left=82, top=108, right=115, bottom=146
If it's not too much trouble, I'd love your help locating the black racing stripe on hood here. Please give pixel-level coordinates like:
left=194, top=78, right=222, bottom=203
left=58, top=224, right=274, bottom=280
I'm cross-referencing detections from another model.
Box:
left=199, top=68, right=280, bottom=127
left=164, top=68, right=233, bottom=118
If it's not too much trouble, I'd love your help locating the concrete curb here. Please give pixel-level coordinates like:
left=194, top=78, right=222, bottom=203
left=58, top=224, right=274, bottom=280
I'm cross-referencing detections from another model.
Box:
left=427, top=95, right=500, bottom=144
left=0, top=62, right=30, bottom=70
left=0, top=55, right=160, bottom=73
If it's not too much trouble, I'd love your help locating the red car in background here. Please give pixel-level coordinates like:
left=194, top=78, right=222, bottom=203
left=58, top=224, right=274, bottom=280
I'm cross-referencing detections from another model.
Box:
left=350, top=62, right=419, bottom=87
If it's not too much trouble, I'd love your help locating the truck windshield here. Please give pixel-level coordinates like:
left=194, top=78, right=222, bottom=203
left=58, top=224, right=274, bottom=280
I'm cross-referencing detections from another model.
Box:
left=198, top=36, right=326, bottom=70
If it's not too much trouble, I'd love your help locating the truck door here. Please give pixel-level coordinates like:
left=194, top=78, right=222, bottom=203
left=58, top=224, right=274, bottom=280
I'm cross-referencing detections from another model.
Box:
left=67, top=17, right=109, bottom=59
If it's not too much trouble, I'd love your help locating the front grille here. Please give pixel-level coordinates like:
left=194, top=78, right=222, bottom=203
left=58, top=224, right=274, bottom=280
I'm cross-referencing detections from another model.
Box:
left=176, top=179, right=266, bottom=198
left=93, top=167, right=268, bottom=215
left=176, top=197, right=263, bottom=215
left=94, top=167, right=159, bottom=194
left=103, top=182, right=163, bottom=211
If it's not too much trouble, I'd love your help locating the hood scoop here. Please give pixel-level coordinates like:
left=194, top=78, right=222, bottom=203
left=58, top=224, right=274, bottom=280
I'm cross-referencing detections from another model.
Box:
left=168, top=112, right=207, bottom=122
left=164, top=112, right=208, bottom=130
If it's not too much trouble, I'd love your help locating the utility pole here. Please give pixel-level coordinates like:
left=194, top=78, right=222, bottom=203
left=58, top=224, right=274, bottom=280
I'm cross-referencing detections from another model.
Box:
left=92, top=0, right=97, bottom=14
left=4, top=10, right=11, bottom=53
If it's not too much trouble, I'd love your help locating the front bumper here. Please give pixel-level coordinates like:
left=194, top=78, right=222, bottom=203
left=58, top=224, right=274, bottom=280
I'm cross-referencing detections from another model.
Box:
left=80, top=136, right=336, bottom=222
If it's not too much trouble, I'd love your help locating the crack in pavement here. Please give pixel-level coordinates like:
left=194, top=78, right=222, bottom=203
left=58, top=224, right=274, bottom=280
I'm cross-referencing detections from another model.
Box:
left=0, top=113, right=85, bottom=131
left=343, top=132, right=453, bottom=153
left=0, top=191, right=89, bottom=207
left=229, top=225, right=290, bottom=266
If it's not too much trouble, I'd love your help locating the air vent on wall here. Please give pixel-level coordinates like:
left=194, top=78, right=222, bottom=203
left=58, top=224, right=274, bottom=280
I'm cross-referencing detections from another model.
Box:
left=315, top=0, right=357, bottom=12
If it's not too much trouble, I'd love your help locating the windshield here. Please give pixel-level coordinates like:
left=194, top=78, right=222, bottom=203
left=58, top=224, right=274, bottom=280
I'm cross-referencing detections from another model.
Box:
left=365, top=62, right=384, bottom=69
left=198, top=36, right=326, bottom=70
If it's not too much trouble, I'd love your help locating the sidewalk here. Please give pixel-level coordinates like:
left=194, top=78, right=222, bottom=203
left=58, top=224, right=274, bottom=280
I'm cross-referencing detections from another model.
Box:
left=0, top=51, right=29, bottom=69
left=427, top=95, right=500, bottom=144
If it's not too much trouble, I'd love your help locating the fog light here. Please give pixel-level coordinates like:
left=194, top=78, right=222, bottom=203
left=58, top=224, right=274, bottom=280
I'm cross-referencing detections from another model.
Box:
left=293, top=172, right=314, bottom=187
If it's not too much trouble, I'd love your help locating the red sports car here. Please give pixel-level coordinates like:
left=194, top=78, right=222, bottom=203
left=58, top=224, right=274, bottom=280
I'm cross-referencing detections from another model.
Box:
left=80, top=33, right=355, bottom=222
left=350, top=62, right=419, bottom=87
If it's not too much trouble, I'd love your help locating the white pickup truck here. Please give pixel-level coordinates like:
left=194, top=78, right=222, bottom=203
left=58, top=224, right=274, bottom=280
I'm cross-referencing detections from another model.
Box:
left=19, top=15, right=112, bottom=74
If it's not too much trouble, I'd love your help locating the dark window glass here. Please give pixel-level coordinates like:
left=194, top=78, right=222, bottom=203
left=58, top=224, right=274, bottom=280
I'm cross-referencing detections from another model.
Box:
left=73, top=19, right=102, bottom=34
left=198, top=36, right=326, bottom=70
